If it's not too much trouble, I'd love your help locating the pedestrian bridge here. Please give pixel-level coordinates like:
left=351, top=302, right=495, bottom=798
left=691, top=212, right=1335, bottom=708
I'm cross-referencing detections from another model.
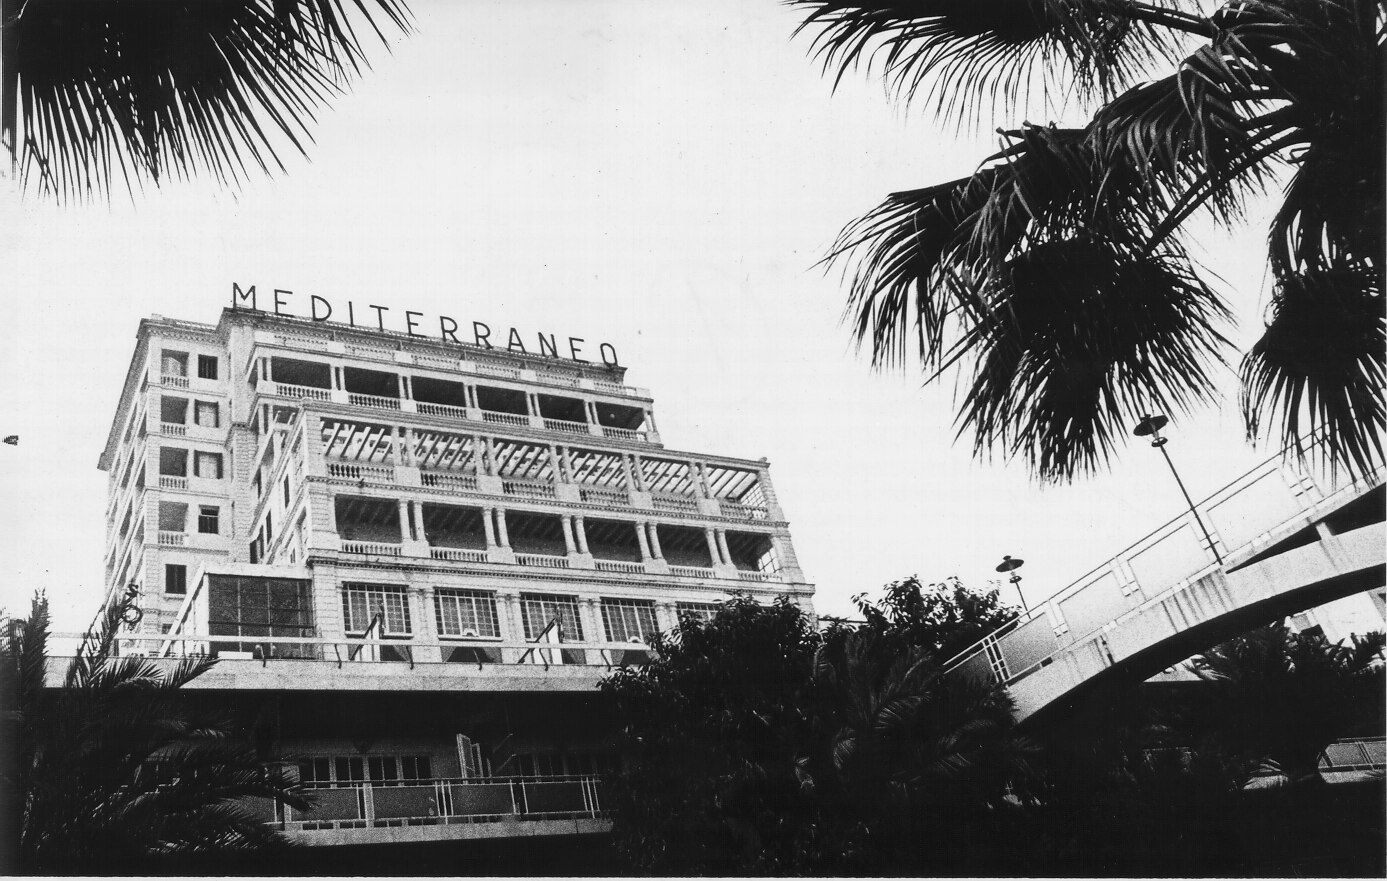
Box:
left=943, top=448, right=1385, bottom=724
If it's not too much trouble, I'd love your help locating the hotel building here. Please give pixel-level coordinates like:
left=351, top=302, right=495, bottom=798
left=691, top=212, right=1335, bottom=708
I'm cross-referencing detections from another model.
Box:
left=97, top=306, right=813, bottom=847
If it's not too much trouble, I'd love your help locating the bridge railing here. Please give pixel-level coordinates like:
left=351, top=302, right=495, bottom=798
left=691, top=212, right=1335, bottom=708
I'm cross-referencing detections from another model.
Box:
left=942, top=443, right=1384, bottom=689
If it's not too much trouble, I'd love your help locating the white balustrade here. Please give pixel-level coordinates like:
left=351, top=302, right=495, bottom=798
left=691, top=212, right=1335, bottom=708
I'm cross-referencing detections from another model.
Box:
left=579, top=487, right=629, bottom=506
left=341, top=541, right=402, bottom=556
left=417, top=402, right=469, bottom=419
left=477, top=363, right=522, bottom=379
left=159, top=475, right=188, bottom=489
left=157, top=531, right=186, bottom=546
left=481, top=410, right=528, bottom=426
left=421, top=471, right=478, bottom=491
left=737, top=570, right=776, bottom=583
left=327, top=462, right=395, bottom=483
left=161, top=375, right=190, bottom=388
left=276, top=383, right=333, bottom=401
left=669, top=565, right=713, bottom=578
left=515, top=553, right=570, bottom=569
left=721, top=502, right=768, bottom=521
left=651, top=494, right=698, bottom=513
left=160, top=422, right=188, bottom=437
left=543, top=417, right=589, bottom=434
left=502, top=479, right=556, bottom=499
left=600, top=426, right=647, bottom=442
left=347, top=392, right=401, bottom=410
left=595, top=560, right=644, bottom=573
left=430, top=547, right=487, bottom=563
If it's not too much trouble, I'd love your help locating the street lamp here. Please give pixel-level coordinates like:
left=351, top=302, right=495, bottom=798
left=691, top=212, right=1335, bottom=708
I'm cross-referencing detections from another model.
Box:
left=995, top=555, right=1028, bottom=612
left=1133, top=413, right=1224, bottom=567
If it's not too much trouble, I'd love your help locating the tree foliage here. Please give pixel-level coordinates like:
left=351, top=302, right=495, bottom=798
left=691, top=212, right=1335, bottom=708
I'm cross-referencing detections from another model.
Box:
left=600, top=583, right=1037, bottom=875
left=0, top=590, right=307, bottom=874
left=792, top=0, right=1383, bottom=481
left=0, top=0, right=411, bottom=200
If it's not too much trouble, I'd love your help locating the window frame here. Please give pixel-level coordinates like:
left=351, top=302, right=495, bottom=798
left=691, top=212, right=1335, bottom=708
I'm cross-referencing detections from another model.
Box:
left=197, top=505, right=220, bottom=535
left=197, top=354, right=219, bottom=380
left=164, top=563, right=187, bottom=595
left=433, top=589, right=501, bottom=639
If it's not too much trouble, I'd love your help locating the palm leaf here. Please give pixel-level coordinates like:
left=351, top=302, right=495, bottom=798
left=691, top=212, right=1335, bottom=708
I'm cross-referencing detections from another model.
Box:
left=1, top=0, right=411, bottom=201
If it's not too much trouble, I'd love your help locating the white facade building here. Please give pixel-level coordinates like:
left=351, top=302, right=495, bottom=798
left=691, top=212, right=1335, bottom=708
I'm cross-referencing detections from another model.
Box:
left=97, top=306, right=813, bottom=846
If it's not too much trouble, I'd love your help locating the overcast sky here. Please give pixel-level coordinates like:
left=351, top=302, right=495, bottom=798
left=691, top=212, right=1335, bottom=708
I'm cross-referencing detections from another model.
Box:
left=0, top=0, right=1288, bottom=632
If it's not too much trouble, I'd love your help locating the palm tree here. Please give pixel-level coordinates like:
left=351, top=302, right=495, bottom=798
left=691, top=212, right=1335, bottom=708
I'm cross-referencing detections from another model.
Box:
left=0, top=589, right=308, bottom=873
left=791, top=0, right=1383, bottom=482
left=1, top=0, right=410, bottom=201
left=1190, top=621, right=1385, bottom=787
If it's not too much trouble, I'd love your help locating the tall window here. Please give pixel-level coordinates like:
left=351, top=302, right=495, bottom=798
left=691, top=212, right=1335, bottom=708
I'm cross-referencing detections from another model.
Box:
left=601, top=598, right=658, bottom=643
left=434, top=589, right=500, bottom=638
left=194, top=401, right=219, bottom=428
left=299, top=755, right=431, bottom=787
left=519, top=593, right=582, bottom=641
left=342, top=583, right=412, bottom=636
left=161, top=350, right=188, bottom=377
left=197, top=505, right=220, bottom=534
left=197, top=355, right=219, bottom=380
left=207, top=575, right=313, bottom=658
left=164, top=564, right=187, bottom=595
left=676, top=602, right=721, bottom=625
left=193, top=451, right=223, bottom=479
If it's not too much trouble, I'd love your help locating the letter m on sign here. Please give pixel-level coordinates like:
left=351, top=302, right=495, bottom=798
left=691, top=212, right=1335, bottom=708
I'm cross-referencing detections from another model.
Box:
left=232, top=283, right=257, bottom=310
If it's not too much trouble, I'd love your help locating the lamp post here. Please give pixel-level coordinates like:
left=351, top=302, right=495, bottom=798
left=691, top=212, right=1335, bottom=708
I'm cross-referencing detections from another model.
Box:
left=1133, top=413, right=1224, bottom=567
left=995, top=555, right=1028, bottom=613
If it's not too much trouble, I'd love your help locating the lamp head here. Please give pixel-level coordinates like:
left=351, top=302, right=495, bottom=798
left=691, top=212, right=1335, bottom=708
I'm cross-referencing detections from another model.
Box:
left=995, top=555, right=1024, bottom=574
left=1133, top=413, right=1170, bottom=446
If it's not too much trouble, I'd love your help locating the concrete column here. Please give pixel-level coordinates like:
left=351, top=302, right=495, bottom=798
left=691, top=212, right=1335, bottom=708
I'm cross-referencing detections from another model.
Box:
left=621, top=454, right=637, bottom=490
left=482, top=507, right=497, bottom=548
left=631, top=455, right=647, bottom=491
left=574, top=516, right=589, bottom=555
left=526, top=393, right=538, bottom=417
left=495, top=508, right=510, bottom=548
left=561, top=516, right=577, bottom=555
left=635, top=521, right=652, bottom=560
left=647, top=522, right=664, bottom=559
left=579, top=597, right=603, bottom=647
left=704, top=528, right=721, bottom=566
left=496, top=590, right=523, bottom=648
left=483, top=436, right=497, bottom=475
left=398, top=374, right=409, bottom=400
left=695, top=462, right=712, bottom=497
left=716, top=529, right=732, bottom=565
left=395, top=426, right=412, bottom=466
left=397, top=500, right=412, bottom=541
left=548, top=444, right=564, bottom=482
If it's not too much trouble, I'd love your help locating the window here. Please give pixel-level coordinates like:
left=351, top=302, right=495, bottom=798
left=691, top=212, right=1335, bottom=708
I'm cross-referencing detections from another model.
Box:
left=161, top=350, right=188, bottom=377
left=194, top=401, right=219, bottom=428
left=197, top=355, right=219, bottom=380
left=342, top=583, right=411, bottom=635
left=434, top=589, right=500, bottom=638
left=194, top=451, right=223, bottom=479
left=207, top=575, right=313, bottom=658
left=602, top=598, right=658, bottom=643
left=160, top=396, right=188, bottom=424
left=299, top=755, right=431, bottom=787
left=158, top=501, right=187, bottom=533
left=198, top=506, right=220, bottom=534
left=519, top=593, right=583, bottom=641
left=676, top=602, right=721, bottom=625
left=159, top=447, right=188, bottom=477
left=165, top=564, right=187, bottom=595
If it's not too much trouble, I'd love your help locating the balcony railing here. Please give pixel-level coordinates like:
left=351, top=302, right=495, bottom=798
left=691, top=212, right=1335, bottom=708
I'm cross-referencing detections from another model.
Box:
left=651, top=493, right=698, bottom=513
left=481, top=410, right=528, bottom=426
left=542, top=417, right=589, bottom=434
left=669, top=564, right=714, bottom=578
left=737, top=570, right=778, bottom=583
left=161, top=375, right=190, bottom=388
left=327, top=461, right=396, bottom=483
left=342, top=541, right=402, bottom=556
left=160, top=422, right=188, bottom=437
left=416, top=402, right=469, bottom=419
left=599, top=426, right=646, bottom=442
left=157, top=531, right=186, bottom=546
left=578, top=487, right=629, bottom=506
left=476, top=363, right=522, bottom=379
left=276, top=382, right=333, bottom=401
left=595, top=559, right=644, bottom=574
left=347, top=392, right=401, bottom=410
left=502, top=479, right=556, bottom=499
left=721, top=502, right=769, bottom=521
left=515, top=552, right=570, bottom=569
left=420, top=471, right=478, bottom=491
left=282, top=774, right=606, bottom=831
left=430, top=547, right=487, bottom=563
left=159, top=475, right=188, bottom=489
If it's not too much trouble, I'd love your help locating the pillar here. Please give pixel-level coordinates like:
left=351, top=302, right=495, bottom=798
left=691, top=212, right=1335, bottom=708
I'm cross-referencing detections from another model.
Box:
left=482, top=507, right=497, bottom=549
left=574, top=517, right=590, bottom=554
left=647, top=522, right=664, bottom=559
left=621, top=454, right=637, bottom=490
left=716, top=529, right=732, bottom=566
left=397, top=500, right=412, bottom=542
left=495, top=508, right=510, bottom=548
left=704, top=528, right=721, bottom=566
left=635, top=521, right=652, bottom=560
left=561, top=515, right=577, bottom=555
left=548, top=444, right=564, bottom=482
left=631, top=455, right=647, bottom=491
left=483, top=436, right=497, bottom=475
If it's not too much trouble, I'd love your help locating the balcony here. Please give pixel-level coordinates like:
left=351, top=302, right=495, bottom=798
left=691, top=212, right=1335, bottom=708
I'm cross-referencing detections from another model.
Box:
left=327, top=461, right=396, bottom=483
left=430, top=547, right=487, bottom=563
left=514, top=552, right=570, bottom=569
left=421, top=471, right=477, bottom=491
left=279, top=775, right=607, bottom=842
left=342, top=541, right=402, bottom=556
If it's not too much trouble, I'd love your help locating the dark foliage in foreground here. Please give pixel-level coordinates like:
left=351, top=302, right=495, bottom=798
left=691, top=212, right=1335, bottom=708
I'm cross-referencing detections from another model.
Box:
left=0, top=0, right=411, bottom=200
left=791, top=0, right=1383, bottom=482
left=0, top=590, right=307, bottom=874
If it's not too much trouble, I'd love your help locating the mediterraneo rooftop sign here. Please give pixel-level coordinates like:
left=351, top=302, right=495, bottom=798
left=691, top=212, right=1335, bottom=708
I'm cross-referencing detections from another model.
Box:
left=232, top=283, right=620, bottom=367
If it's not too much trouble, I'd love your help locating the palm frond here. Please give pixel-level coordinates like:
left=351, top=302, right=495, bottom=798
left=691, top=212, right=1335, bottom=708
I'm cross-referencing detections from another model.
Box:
left=790, top=0, right=1194, bottom=127
left=1, top=0, right=411, bottom=201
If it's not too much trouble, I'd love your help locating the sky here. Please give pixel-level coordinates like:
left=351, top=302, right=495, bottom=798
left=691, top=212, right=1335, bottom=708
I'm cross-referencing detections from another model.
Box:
left=0, top=0, right=1292, bottom=632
